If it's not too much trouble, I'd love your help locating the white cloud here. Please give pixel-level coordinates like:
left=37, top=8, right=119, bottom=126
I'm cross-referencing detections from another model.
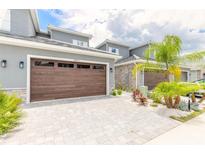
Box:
left=47, top=9, right=205, bottom=53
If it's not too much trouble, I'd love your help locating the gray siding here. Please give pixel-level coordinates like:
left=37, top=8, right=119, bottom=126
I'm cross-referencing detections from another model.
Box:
left=107, top=43, right=129, bottom=59
left=10, top=9, right=35, bottom=37
left=130, top=45, right=148, bottom=57
left=50, top=29, right=89, bottom=46
left=97, top=44, right=107, bottom=51
left=0, top=44, right=115, bottom=93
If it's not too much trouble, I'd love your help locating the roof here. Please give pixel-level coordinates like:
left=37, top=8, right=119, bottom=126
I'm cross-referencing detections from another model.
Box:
left=95, top=39, right=130, bottom=49
left=0, top=32, right=121, bottom=60
left=129, top=42, right=150, bottom=51
left=115, top=54, right=142, bottom=65
left=48, top=25, right=92, bottom=39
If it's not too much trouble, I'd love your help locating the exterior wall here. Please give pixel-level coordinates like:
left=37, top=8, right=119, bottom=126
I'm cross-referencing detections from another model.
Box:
left=10, top=9, right=36, bottom=37
left=107, top=42, right=129, bottom=59
left=190, top=70, right=201, bottom=82
left=115, top=64, right=136, bottom=90
left=97, top=44, right=107, bottom=51
left=1, top=88, right=27, bottom=101
left=130, top=45, right=154, bottom=59
left=50, top=29, right=89, bottom=46
left=0, top=44, right=115, bottom=95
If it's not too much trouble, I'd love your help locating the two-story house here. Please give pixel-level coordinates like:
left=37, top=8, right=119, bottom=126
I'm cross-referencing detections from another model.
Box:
left=0, top=9, right=121, bottom=103
left=96, top=41, right=202, bottom=90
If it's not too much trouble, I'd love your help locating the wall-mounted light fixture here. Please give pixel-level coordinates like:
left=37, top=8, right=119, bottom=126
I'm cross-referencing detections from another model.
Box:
left=110, top=67, right=113, bottom=73
left=19, top=61, right=24, bottom=69
left=1, top=60, right=7, bottom=68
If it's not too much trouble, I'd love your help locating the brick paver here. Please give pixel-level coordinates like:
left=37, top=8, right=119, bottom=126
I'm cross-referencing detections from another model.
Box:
left=0, top=94, right=179, bottom=144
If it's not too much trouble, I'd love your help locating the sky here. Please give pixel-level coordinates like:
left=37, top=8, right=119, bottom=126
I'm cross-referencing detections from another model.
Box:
left=33, top=10, right=205, bottom=53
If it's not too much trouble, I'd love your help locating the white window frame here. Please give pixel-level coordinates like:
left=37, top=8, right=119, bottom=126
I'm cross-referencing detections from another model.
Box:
left=73, top=39, right=88, bottom=47
left=108, top=47, right=119, bottom=54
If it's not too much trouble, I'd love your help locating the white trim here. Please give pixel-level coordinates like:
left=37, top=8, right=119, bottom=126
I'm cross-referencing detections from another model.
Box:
left=48, top=25, right=92, bottom=39
left=30, top=9, right=40, bottom=32
left=0, top=35, right=121, bottom=60
left=115, top=58, right=194, bottom=70
left=1, top=87, right=26, bottom=90
left=26, top=54, right=110, bottom=103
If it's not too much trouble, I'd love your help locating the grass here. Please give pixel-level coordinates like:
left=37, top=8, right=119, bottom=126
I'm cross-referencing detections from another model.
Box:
left=150, top=103, right=158, bottom=107
left=170, top=108, right=205, bottom=122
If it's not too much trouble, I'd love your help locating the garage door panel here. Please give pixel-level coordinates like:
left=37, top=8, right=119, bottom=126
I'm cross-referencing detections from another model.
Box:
left=30, top=58, right=106, bottom=102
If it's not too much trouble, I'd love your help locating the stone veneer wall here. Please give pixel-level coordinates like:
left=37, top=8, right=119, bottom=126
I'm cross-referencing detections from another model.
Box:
left=1, top=88, right=27, bottom=102
left=115, top=64, right=136, bottom=90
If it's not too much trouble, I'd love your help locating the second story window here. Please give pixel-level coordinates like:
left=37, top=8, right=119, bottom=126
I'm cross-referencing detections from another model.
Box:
left=0, top=9, right=10, bottom=32
left=109, top=47, right=119, bottom=54
left=73, top=40, right=88, bottom=47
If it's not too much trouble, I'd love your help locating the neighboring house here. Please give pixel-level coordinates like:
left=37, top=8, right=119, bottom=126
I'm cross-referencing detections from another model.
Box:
left=96, top=42, right=202, bottom=90
left=0, top=9, right=121, bottom=103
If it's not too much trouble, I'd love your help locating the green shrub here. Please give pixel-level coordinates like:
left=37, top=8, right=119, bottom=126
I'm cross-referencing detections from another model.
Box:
left=151, top=82, right=201, bottom=108
left=112, top=89, right=118, bottom=96
left=117, top=89, right=122, bottom=95
left=0, top=90, right=22, bottom=135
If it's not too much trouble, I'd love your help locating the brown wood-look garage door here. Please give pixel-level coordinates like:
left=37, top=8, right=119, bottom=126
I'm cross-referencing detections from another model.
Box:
left=30, top=58, right=106, bottom=102
left=144, top=71, right=168, bottom=90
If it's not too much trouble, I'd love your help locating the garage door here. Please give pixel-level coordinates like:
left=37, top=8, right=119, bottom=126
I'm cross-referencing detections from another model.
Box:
left=144, top=71, right=168, bottom=90
left=30, top=58, right=106, bottom=102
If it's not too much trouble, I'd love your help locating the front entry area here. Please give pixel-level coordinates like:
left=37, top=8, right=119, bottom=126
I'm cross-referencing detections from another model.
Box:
left=30, top=58, right=106, bottom=102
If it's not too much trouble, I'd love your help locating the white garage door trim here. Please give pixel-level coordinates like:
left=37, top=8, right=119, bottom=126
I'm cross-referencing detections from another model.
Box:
left=26, top=54, right=110, bottom=103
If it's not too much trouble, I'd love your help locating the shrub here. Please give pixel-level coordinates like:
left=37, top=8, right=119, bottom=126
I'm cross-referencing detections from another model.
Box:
left=151, top=82, right=201, bottom=108
left=117, top=89, right=122, bottom=95
left=132, top=89, right=147, bottom=105
left=112, top=89, right=118, bottom=96
left=0, top=90, right=22, bottom=135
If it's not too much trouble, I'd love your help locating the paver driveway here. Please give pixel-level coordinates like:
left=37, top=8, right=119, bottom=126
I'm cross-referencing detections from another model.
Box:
left=0, top=94, right=180, bottom=144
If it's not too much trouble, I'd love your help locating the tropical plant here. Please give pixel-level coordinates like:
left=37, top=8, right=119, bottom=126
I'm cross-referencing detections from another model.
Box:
left=132, top=35, right=205, bottom=82
left=132, top=89, right=147, bottom=105
left=112, top=89, right=118, bottom=96
left=0, top=90, right=22, bottom=135
left=117, top=89, right=122, bottom=95
left=151, top=82, right=201, bottom=108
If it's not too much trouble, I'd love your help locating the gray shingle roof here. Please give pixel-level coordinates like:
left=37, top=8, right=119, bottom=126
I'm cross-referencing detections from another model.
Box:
left=0, top=32, right=118, bottom=56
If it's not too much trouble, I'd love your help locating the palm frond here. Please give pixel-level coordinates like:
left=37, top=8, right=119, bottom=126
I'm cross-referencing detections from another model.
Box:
left=132, top=62, right=163, bottom=78
left=181, top=51, right=205, bottom=62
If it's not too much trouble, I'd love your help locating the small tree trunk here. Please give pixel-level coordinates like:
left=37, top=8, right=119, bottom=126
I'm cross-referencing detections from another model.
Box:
left=173, top=95, right=180, bottom=108
left=191, top=93, right=196, bottom=103
left=168, top=96, right=173, bottom=108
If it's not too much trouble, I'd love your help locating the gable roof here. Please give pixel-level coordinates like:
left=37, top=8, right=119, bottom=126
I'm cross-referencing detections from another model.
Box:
left=129, top=42, right=150, bottom=51
left=95, top=39, right=130, bottom=49
left=115, top=54, right=142, bottom=65
left=48, top=25, right=92, bottom=39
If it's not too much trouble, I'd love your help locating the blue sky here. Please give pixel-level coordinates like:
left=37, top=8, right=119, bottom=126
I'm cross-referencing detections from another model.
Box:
left=37, top=10, right=61, bottom=32
left=37, top=9, right=205, bottom=52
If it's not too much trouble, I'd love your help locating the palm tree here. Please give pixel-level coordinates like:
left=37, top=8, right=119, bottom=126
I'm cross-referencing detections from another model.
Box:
left=132, top=35, right=205, bottom=81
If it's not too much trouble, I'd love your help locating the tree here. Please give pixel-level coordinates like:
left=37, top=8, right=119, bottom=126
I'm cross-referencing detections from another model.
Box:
left=132, top=35, right=205, bottom=82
